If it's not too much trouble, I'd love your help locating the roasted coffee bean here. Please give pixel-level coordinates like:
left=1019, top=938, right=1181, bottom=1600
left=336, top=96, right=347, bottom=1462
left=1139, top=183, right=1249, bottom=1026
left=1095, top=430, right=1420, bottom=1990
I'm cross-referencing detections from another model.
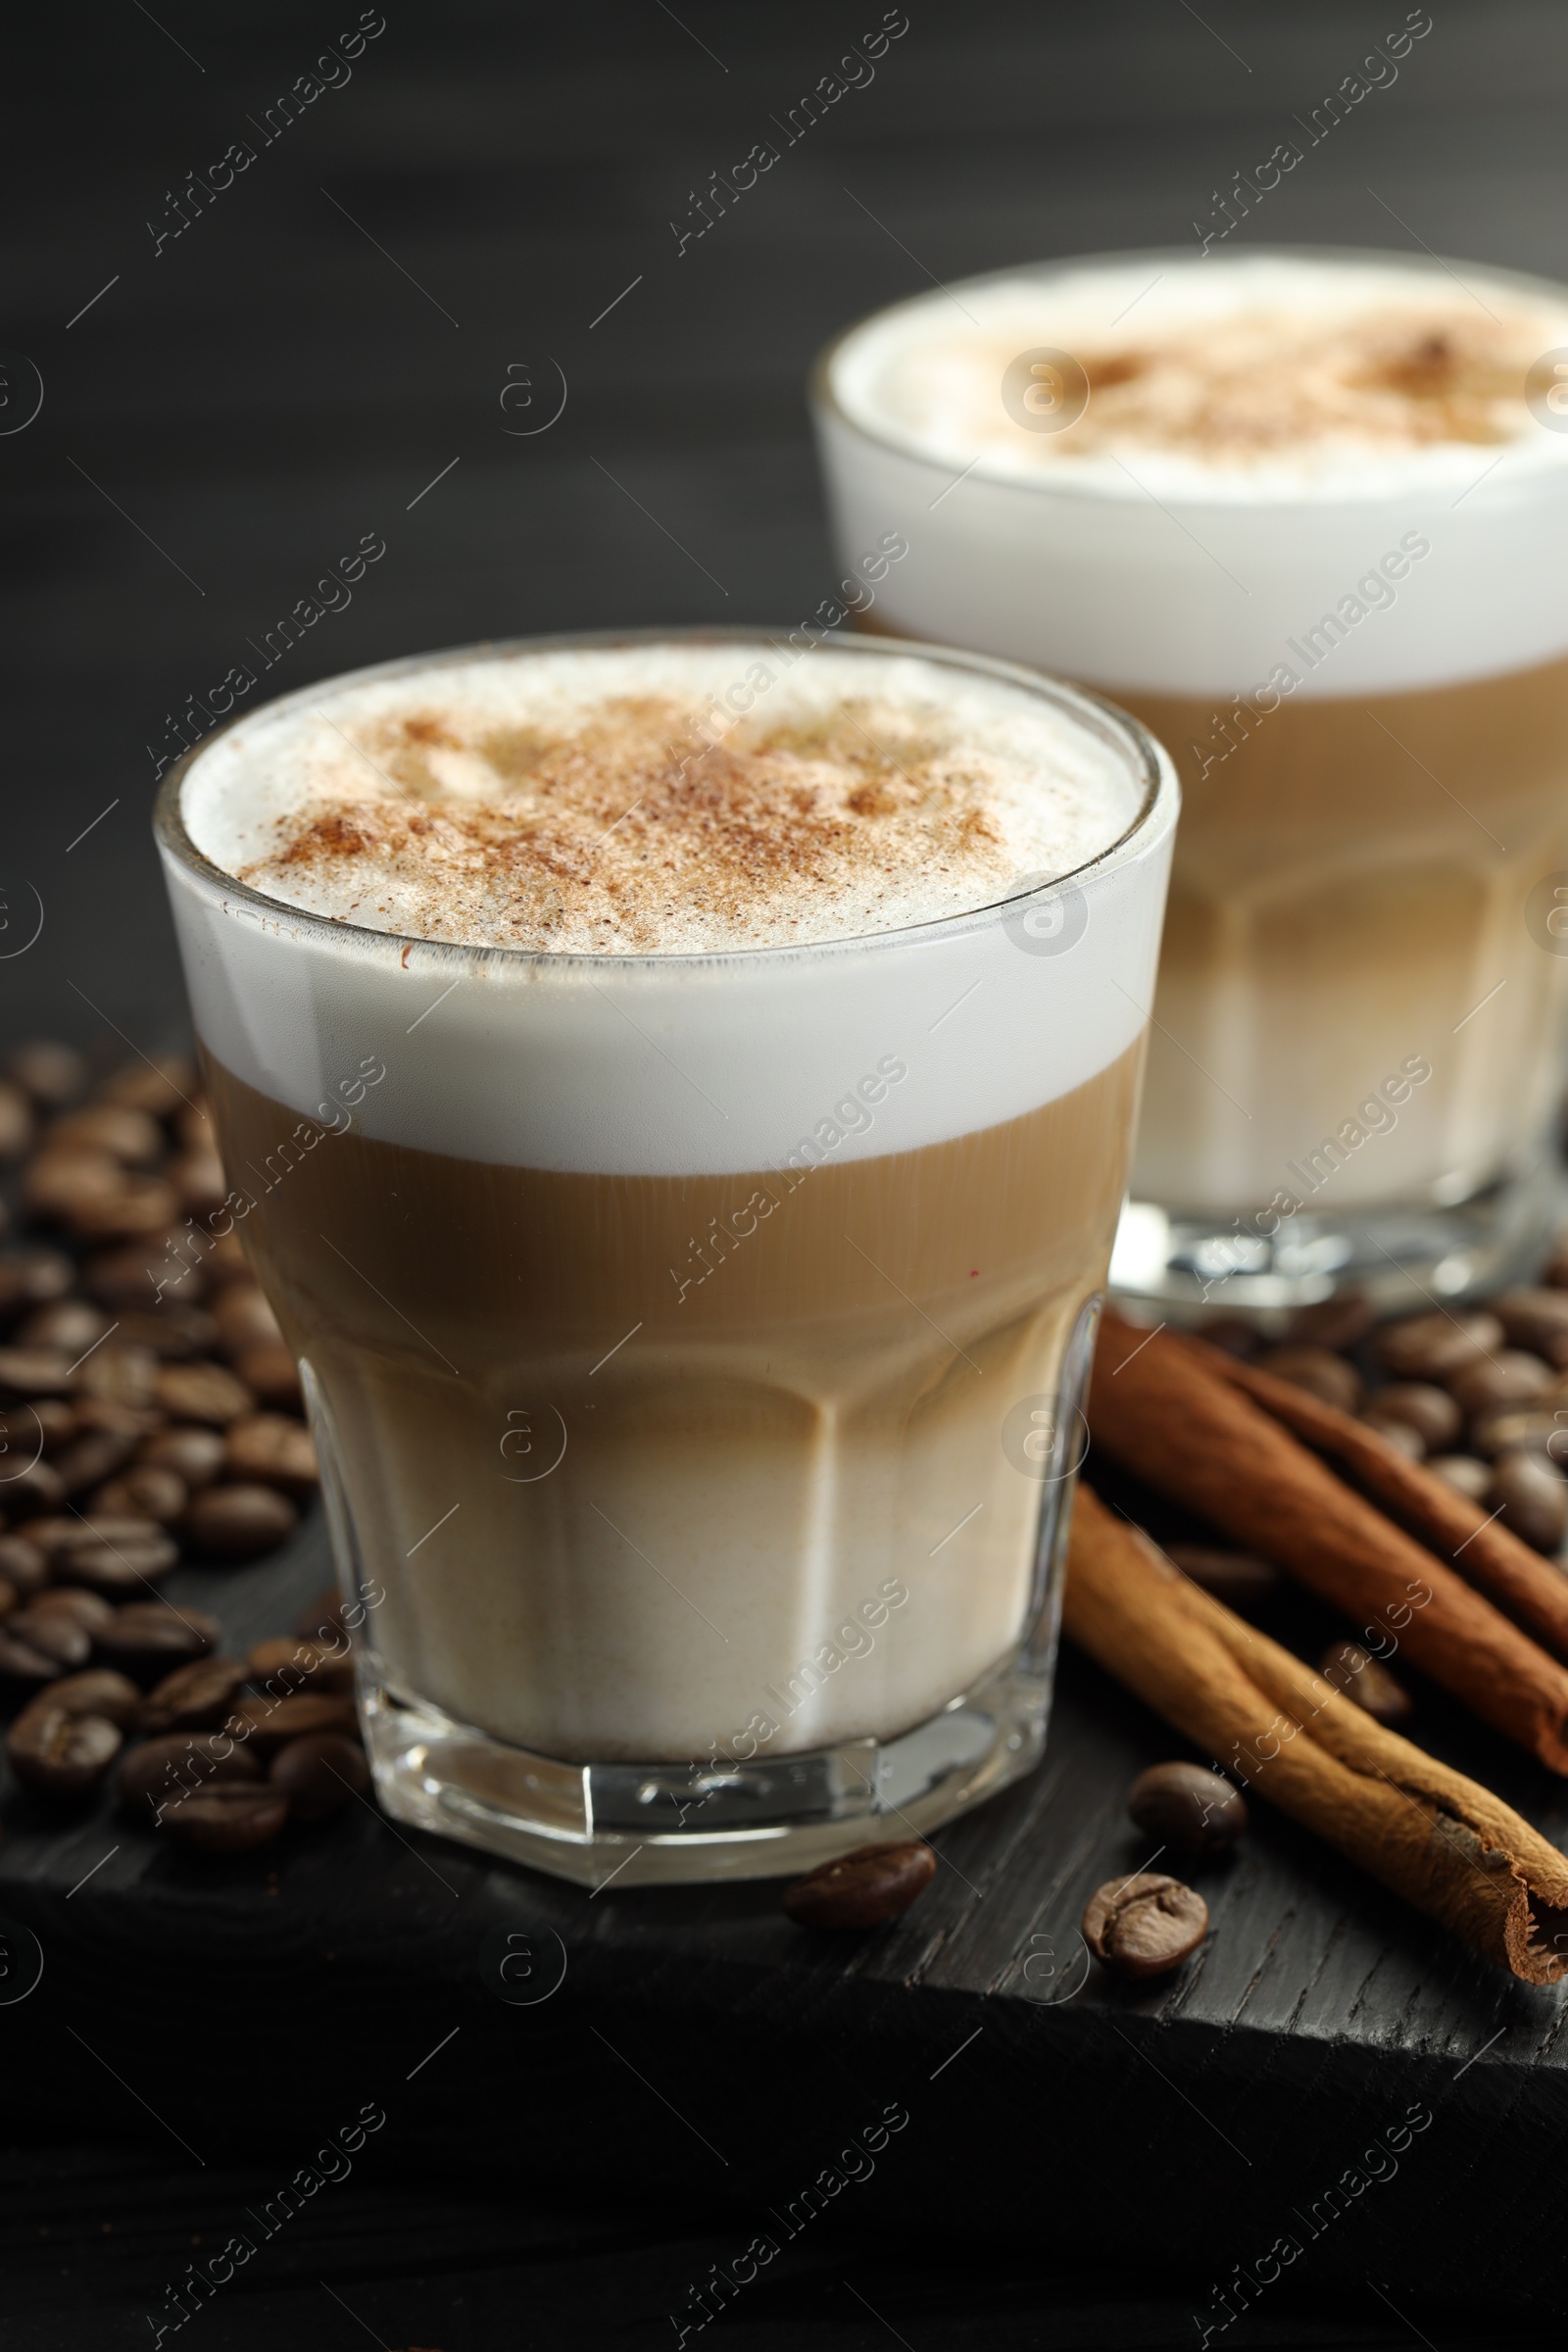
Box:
left=213, top=1285, right=283, bottom=1358
left=118, top=1732, right=259, bottom=1816
left=0, top=1245, right=74, bottom=1322
left=137, top=1655, right=249, bottom=1736
left=1083, top=1874, right=1208, bottom=1979
left=1368, top=1382, right=1462, bottom=1452
left=0, top=1079, right=34, bottom=1162
left=0, top=1630, right=67, bottom=1692
left=1256, top=1345, right=1362, bottom=1415
left=28, top=1397, right=77, bottom=1453
left=169, top=1151, right=227, bottom=1219
left=90, top=1466, right=187, bottom=1523
left=234, top=1343, right=304, bottom=1412
left=8, top=1040, right=88, bottom=1108
left=247, top=1634, right=353, bottom=1695
left=1318, top=1640, right=1414, bottom=1725
left=184, top=1483, right=297, bottom=1560
left=1127, top=1763, right=1248, bottom=1856
left=85, top=1241, right=205, bottom=1311
left=782, top=1839, right=936, bottom=1929
left=14, top=1299, right=110, bottom=1359
left=26, top=1588, right=117, bottom=1638
left=1376, top=1311, right=1505, bottom=1383
left=0, top=1346, right=75, bottom=1398
left=1428, top=1453, right=1494, bottom=1499
left=139, top=1424, right=225, bottom=1488
left=1493, top=1287, right=1568, bottom=1368
left=226, top=1414, right=318, bottom=1497
left=1489, top=1451, right=1568, bottom=1553
left=96, top=1602, right=219, bottom=1680
left=1449, top=1350, right=1553, bottom=1421
left=176, top=1100, right=214, bottom=1153
left=42, top=1668, right=143, bottom=1726
left=74, top=1396, right=165, bottom=1442
left=69, top=1177, right=181, bottom=1243
left=114, top=1305, right=220, bottom=1361
left=1359, top=1411, right=1427, bottom=1461
left=1284, top=1291, right=1375, bottom=1353
left=202, top=1231, right=252, bottom=1289
left=2, top=1459, right=67, bottom=1518
left=155, top=1361, right=255, bottom=1426
left=223, top=1691, right=360, bottom=1754
left=8, top=1607, right=92, bottom=1670
left=54, top=1425, right=141, bottom=1496
left=1164, top=1544, right=1281, bottom=1611
left=7, top=1703, right=122, bottom=1797
left=100, top=1054, right=195, bottom=1117
left=164, top=1780, right=289, bottom=1854
left=74, top=1343, right=159, bottom=1409
left=47, top=1105, right=164, bottom=1165
left=1470, top=1406, right=1563, bottom=1462
left=0, top=1536, right=47, bottom=1596
left=53, top=1523, right=178, bottom=1594
left=24, top=1147, right=125, bottom=1223
left=270, top=1732, right=369, bottom=1819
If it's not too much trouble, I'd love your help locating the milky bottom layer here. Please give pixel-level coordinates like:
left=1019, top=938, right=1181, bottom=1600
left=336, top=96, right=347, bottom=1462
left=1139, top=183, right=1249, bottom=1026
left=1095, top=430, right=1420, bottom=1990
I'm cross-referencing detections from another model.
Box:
left=206, top=1049, right=1141, bottom=1761
left=1121, top=657, right=1568, bottom=1214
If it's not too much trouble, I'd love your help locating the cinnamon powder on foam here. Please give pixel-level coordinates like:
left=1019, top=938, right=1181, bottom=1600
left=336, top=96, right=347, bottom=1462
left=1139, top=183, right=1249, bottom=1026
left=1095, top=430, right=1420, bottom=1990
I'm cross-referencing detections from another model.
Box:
left=245, top=694, right=1032, bottom=954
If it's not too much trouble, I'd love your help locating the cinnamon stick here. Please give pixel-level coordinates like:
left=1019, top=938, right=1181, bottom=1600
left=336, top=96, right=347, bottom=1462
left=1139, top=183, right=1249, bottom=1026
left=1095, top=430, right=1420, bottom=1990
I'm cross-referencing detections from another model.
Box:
left=1205, top=1344, right=1568, bottom=1665
left=1088, top=1308, right=1568, bottom=1773
left=1064, top=1485, right=1568, bottom=1983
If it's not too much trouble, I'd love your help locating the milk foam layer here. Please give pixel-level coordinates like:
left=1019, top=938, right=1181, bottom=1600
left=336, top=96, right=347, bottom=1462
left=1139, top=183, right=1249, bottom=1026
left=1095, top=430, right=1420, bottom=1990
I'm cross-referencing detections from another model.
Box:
left=814, top=249, right=1568, bottom=695
left=160, top=635, right=1178, bottom=1177
left=183, top=641, right=1140, bottom=954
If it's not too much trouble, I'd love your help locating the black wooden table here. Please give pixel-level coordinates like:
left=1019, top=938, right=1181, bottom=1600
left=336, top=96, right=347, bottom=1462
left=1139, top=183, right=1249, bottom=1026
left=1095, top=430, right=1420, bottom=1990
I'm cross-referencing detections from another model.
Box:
left=8, top=2, right=1568, bottom=2340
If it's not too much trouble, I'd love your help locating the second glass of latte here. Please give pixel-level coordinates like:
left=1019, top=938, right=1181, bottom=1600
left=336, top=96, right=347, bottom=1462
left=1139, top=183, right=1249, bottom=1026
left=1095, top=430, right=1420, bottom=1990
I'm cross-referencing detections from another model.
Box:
left=157, top=631, right=1175, bottom=1881
left=814, top=247, right=1568, bottom=1311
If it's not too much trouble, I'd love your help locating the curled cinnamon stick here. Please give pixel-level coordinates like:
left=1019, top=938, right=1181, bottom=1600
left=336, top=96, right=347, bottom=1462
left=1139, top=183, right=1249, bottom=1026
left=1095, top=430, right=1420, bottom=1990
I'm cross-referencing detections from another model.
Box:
left=1088, top=1309, right=1568, bottom=1773
left=1205, top=1344, right=1568, bottom=1665
left=1064, top=1486, right=1568, bottom=1983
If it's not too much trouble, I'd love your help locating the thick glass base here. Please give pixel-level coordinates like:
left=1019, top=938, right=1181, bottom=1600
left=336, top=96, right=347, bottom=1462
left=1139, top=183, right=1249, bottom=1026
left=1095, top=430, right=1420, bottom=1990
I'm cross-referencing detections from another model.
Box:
left=359, top=1653, right=1054, bottom=1887
left=1109, top=1155, right=1557, bottom=1323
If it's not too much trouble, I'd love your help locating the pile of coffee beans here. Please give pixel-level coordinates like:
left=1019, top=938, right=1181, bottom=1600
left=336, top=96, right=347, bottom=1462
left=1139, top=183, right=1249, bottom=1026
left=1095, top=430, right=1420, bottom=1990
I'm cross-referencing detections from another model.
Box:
left=7, top=1585, right=369, bottom=1850
left=1204, top=1266, right=1568, bottom=1559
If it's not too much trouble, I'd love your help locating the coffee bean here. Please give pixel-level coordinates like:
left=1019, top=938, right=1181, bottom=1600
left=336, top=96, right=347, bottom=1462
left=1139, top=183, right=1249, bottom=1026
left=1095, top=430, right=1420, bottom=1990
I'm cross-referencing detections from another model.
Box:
left=223, top=1691, right=360, bottom=1755
left=71, top=1177, right=182, bottom=1244
left=1449, top=1350, right=1552, bottom=1421
left=0, top=1347, right=75, bottom=1398
left=1493, top=1287, right=1568, bottom=1368
left=54, top=1425, right=142, bottom=1496
left=176, top=1100, right=215, bottom=1153
left=0, top=1629, right=66, bottom=1693
left=782, top=1840, right=937, bottom=1929
left=0, top=1246, right=74, bottom=1322
left=2, top=1459, right=67, bottom=1519
left=1367, top=1382, right=1462, bottom=1452
left=234, top=1343, right=304, bottom=1412
left=154, top=1362, right=255, bottom=1427
left=90, top=1466, right=187, bottom=1523
left=100, top=1054, right=195, bottom=1118
left=26, top=1588, right=117, bottom=1638
left=85, top=1241, right=206, bottom=1311
left=118, top=1732, right=259, bottom=1816
left=42, top=1668, right=143, bottom=1726
left=96, top=1602, right=219, bottom=1680
left=7, top=1607, right=91, bottom=1670
left=1083, top=1874, right=1208, bottom=1979
left=226, top=1414, right=318, bottom=1497
left=28, top=1397, right=76, bottom=1453
left=1256, top=1346, right=1362, bottom=1414
left=1377, top=1311, right=1505, bottom=1383
left=164, top=1780, right=289, bottom=1854
left=184, top=1483, right=297, bottom=1560
left=1359, top=1411, right=1427, bottom=1461
left=48, top=1105, right=164, bottom=1166
left=1127, top=1763, right=1248, bottom=1855
left=53, top=1522, right=179, bottom=1594
left=1489, top=1451, right=1568, bottom=1553
left=1470, top=1406, right=1563, bottom=1461
left=1285, top=1292, right=1375, bottom=1353
left=137, top=1656, right=249, bottom=1737
left=0, top=1080, right=33, bottom=1162
left=140, top=1424, right=225, bottom=1488
left=74, top=1343, right=160, bottom=1410
left=24, top=1147, right=125, bottom=1224
left=114, top=1305, right=220, bottom=1361
left=213, top=1285, right=283, bottom=1358
left=1318, top=1641, right=1413, bottom=1726
left=247, top=1635, right=354, bottom=1695
left=0, top=1536, right=47, bottom=1596
left=1164, top=1544, right=1281, bottom=1611
left=16, top=1298, right=111, bottom=1357
left=74, top=1396, right=165, bottom=1442
left=169, top=1151, right=227, bottom=1220
left=270, top=1732, right=369, bottom=1820
left=202, top=1231, right=253, bottom=1290
left=1428, top=1453, right=1493, bottom=1499
left=7, top=1041, right=88, bottom=1109
left=7, top=1703, right=122, bottom=1797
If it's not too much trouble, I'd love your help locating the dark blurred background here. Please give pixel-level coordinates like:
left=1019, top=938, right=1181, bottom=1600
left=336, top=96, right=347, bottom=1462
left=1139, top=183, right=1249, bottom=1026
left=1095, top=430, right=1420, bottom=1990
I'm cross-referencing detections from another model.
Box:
left=7, top=4, right=1568, bottom=2342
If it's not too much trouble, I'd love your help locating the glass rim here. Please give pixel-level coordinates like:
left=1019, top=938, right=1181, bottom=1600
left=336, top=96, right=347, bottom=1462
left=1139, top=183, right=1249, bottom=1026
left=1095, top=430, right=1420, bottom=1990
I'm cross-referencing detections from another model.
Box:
left=152, top=623, right=1178, bottom=975
left=810, top=239, right=1568, bottom=506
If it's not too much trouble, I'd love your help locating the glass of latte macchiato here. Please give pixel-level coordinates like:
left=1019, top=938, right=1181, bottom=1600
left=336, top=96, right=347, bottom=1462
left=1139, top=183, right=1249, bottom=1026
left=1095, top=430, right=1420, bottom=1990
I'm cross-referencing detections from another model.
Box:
left=156, top=630, right=1175, bottom=1884
left=813, top=249, right=1568, bottom=1313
